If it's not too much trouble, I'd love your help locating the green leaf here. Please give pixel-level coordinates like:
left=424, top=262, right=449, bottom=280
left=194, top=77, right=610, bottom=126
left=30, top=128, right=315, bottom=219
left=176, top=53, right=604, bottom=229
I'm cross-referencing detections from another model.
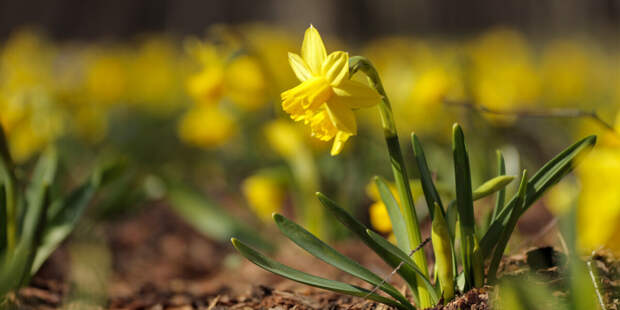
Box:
left=374, top=176, right=410, bottom=253
left=488, top=170, right=528, bottom=282
left=472, top=175, right=515, bottom=201
left=167, top=183, right=273, bottom=252
left=316, top=192, right=421, bottom=306
left=452, top=124, right=476, bottom=289
left=273, top=213, right=413, bottom=309
left=366, top=229, right=439, bottom=304
left=31, top=182, right=95, bottom=275
left=22, top=148, right=58, bottom=241
left=480, top=136, right=596, bottom=259
left=31, top=161, right=120, bottom=275
left=231, top=238, right=410, bottom=310
left=0, top=145, right=17, bottom=252
left=0, top=184, right=6, bottom=252
left=411, top=133, right=444, bottom=218
left=0, top=124, right=12, bottom=168
left=491, top=151, right=507, bottom=222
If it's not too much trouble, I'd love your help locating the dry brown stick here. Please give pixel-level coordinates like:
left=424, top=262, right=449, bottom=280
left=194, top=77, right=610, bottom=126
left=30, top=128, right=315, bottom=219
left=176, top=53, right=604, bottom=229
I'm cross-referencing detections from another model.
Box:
left=445, top=100, right=618, bottom=136
left=346, top=237, right=431, bottom=310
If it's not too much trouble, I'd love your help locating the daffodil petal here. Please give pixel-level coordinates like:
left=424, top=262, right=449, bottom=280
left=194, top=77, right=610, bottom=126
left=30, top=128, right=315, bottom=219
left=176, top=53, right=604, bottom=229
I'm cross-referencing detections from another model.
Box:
left=321, top=51, right=349, bottom=86
left=288, top=52, right=313, bottom=82
left=325, top=101, right=357, bottom=134
left=301, top=25, right=327, bottom=75
left=330, top=131, right=351, bottom=156
left=332, top=79, right=382, bottom=108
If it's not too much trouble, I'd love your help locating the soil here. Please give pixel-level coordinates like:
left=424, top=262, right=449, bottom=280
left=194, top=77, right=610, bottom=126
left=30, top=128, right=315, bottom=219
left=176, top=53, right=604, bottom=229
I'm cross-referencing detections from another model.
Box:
left=8, top=203, right=620, bottom=310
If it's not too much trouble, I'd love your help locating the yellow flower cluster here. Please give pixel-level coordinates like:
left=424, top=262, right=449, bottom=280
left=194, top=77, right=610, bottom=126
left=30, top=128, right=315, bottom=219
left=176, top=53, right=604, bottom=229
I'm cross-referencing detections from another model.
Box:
left=0, top=30, right=188, bottom=161
left=178, top=31, right=273, bottom=149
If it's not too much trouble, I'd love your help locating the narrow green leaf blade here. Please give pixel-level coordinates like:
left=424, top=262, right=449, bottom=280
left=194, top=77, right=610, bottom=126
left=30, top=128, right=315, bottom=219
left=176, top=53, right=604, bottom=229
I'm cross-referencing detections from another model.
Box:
left=0, top=184, right=6, bottom=252
left=273, top=213, right=412, bottom=308
left=375, top=176, right=410, bottom=253
left=22, top=148, right=58, bottom=241
left=411, top=133, right=444, bottom=218
left=231, top=238, right=409, bottom=310
left=31, top=161, right=119, bottom=275
left=472, top=175, right=515, bottom=201
left=366, top=229, right=439, bottom=304
left=491, top=150, right=507, bottom=222
left=452, top=124, right=476, bottom=289
left=316, top=192, right=421, bottom=305
left=480, top=136, right=596, bottom=259
left=488, top=170, right=529, bottom=282
left=167, top=183, right=273, bottom=251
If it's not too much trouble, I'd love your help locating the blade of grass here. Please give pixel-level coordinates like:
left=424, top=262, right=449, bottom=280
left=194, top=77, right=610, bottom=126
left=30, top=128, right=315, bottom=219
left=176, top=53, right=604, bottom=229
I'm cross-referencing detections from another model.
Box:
left=231, top=238, right=410, bottom=310
left=375, top=176, right=410, bottom=253
left=411, top=133, right=444, bottom=218
left=452, top=124, right=476, bottom=289
left=316, top=192, right=421, bottom=305
left=273, top=213, right=413, bottom=309
left=480, top=136, right=596, bottom=259
left=488, top=170, right=528, bottom=282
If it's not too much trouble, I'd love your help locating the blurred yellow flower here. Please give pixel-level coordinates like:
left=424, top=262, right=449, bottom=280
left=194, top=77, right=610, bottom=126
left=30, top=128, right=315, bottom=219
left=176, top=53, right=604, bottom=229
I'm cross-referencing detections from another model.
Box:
left=242, top=173, right=286, bottom=222
left=264, top=120, right=305, bottom=159
left=129, top=37, right=187, bottom=113
left=366, top=179, right=423, bottom=235
left=575, top=147, right=620, bottom=255
left=468, top=28, right=540, bottom=124
left=185, top=37, right=268, bottom=111
left=0, top=30, right=63, bottom=161
left=177, top=106, right=236, bottom=149
left=282, top=25, right=381, bottom=156
left=225, top=55, right=267, bottom=111
left=186, top=41, right=225, bottom=105
left=85, top=48, right=129, bottom=104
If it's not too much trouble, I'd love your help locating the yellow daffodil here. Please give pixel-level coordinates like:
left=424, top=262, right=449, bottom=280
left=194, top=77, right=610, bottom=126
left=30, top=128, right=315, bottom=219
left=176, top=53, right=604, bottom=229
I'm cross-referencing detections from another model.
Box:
left=242, top=173, right=286, bottom=222
left=177, top=106, right=236, bottom=149
left=281, top=25, right=381, bottom=156
left=264, top=120, right=305, bottom=159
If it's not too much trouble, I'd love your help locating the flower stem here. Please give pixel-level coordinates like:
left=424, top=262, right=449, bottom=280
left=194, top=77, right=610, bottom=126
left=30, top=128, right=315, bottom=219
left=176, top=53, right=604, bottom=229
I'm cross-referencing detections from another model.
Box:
left=350, top=56, right=432, bottom=308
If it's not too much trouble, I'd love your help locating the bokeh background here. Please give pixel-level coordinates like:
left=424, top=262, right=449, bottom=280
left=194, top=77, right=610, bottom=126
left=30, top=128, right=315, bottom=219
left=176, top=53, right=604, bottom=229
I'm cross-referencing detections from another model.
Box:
left=0, top=1, right=619, bottom=306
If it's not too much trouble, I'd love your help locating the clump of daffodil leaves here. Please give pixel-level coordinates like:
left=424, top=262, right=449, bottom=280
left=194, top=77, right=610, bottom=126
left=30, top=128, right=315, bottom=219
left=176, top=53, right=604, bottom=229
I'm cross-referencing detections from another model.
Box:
left=232, top=25, right=598, bottom=309
left=0, top=124, right=119, bottom=299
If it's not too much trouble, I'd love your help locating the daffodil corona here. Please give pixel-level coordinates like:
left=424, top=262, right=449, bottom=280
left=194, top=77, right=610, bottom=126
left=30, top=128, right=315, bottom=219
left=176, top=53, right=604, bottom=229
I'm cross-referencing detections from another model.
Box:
left=281, top=26, right=381, bottom=155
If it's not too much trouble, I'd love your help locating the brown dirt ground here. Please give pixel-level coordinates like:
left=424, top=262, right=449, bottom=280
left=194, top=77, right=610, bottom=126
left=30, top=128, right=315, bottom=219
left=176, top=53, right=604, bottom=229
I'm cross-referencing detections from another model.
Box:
left=9, top=204, right=620, bottom=310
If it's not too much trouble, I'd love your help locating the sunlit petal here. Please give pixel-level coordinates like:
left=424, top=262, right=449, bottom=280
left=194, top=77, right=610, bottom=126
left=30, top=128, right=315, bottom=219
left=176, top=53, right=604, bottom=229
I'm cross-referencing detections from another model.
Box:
left=321, top=51, right=349, bottom=86
left=288, top=52, right=313, bottom=82
left=330, top=131, right=351, bottom=156
left=325, top=101, right=357, bottom=134
left=301, top=25, right=327, bottom=75
left=332, top=79, right=382, bottom=108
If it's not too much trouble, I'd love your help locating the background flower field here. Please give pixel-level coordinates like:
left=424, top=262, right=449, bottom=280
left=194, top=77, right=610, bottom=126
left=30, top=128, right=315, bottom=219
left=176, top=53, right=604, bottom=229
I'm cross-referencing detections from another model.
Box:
left=0, top=1, right=618, bottom=309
